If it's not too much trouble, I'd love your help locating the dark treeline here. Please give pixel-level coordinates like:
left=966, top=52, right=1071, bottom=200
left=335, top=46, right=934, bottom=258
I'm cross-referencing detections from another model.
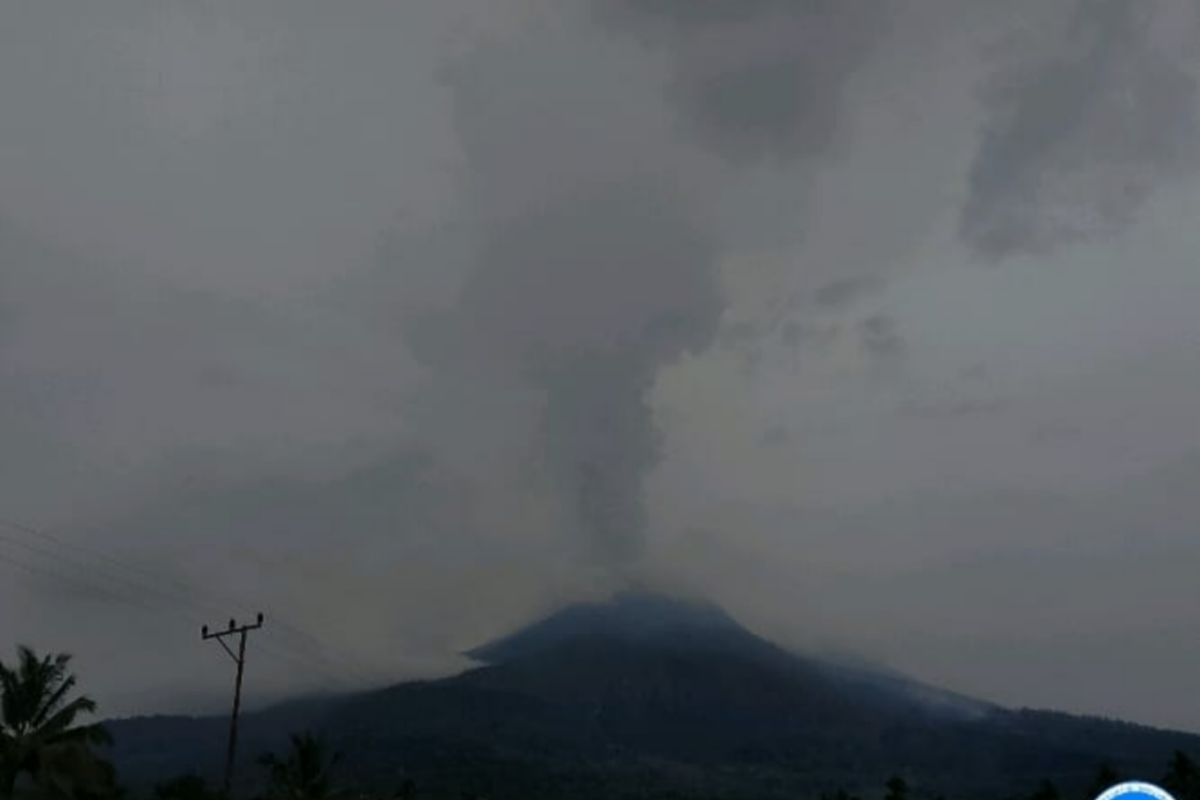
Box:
left=2, top=645, right=1198, bottom=800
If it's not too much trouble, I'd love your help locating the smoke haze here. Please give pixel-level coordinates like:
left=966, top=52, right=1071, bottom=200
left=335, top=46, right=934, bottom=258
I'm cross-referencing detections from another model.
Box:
left=1, top=0, right=1199, bottom=732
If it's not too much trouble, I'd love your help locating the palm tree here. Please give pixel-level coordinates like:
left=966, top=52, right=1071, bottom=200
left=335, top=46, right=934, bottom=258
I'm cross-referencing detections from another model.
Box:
left=0, top=646, right=112, bottom=800
left=257, top=733, right=342, bottom=800
left=21, top=741, right=118, bottom=800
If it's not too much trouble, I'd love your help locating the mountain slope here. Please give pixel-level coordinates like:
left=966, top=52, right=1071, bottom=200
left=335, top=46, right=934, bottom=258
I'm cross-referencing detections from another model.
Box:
left=106, top=593, right=1200, bottom=799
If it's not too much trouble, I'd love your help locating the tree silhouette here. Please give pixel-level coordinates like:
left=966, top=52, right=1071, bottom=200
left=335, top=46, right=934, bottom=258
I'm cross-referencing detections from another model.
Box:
left=1026, top=778, right=1060, bottom=800
left=1163, top=751, right=1200, bottom=800
left=820, top=790, right=862, bottom=800
left=884, top=776, right=908, bottom=800
left=154, top=774, right=221, bottom=800
left=1085, top=762, right=1122, bottom=799
left=258, top=733, right=342, bottom=800
left=26, top=743, right=119, bottom=800
left=0, top=646, right=112, bottom=800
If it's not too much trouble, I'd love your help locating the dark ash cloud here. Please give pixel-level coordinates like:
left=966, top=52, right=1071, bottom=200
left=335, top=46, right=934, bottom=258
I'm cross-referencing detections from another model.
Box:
left=814, top=275, right=885, bottom=310
left=470, top=182, right=721, bottom=569
left=401, top=27, right=723, bottom=572
left=594, top=1, right=890, bottom=161
left=4, top=0, right=1200, bottom=733
left=781, top=319, right=840, bottom=348
left=859, top=313, right=906, bottom=360
left=961, top=0, right=1200, bottom=258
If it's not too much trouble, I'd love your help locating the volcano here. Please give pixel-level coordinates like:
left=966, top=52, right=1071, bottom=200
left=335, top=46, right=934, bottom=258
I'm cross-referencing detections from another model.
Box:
left=107, top=592, right=1200, bottom=799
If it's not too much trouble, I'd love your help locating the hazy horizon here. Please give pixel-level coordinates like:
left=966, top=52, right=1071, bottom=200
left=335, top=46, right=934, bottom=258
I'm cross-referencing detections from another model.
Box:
left=2, top=0, right=1199, bottom=733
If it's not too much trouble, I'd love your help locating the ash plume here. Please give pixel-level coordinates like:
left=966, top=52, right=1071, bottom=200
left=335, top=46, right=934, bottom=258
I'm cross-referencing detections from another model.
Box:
left=397, top=2, right=883, bottom=571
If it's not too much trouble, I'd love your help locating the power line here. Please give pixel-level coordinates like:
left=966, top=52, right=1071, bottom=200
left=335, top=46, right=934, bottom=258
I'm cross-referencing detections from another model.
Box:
left=0, top=540, right=344, bottom=686
left=0, top=550, right=167, bottom=616
left=0, top=517, right=373, bottom=688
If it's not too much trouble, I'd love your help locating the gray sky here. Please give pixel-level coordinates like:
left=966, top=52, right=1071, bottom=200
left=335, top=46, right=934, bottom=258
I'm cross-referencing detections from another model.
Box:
left=1, top=0, right=1199, bottom=732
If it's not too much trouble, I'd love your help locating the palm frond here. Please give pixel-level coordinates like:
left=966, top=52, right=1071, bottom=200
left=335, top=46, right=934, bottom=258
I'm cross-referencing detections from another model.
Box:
left=0, top=646, right=108, bottom=797
left=32, top=674, right=78, bottom=728
left=36, top=697, right=98, bottom=740
left=46, top=721, right=111, bottom=748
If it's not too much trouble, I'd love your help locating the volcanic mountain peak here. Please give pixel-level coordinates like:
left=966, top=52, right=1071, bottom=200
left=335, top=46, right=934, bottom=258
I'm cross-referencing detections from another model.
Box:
left=105, top=589, right=1200, bottom=799
left=466, top=590, right=756, bottom=664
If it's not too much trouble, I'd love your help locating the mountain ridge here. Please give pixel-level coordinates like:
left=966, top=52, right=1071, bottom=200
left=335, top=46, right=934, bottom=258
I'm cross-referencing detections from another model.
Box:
left=105, top=592, right=1200, bottom=799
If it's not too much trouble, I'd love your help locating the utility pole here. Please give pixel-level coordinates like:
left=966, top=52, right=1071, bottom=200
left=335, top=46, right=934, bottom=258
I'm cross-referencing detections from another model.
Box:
left=202, top=613, right=264, bottom=797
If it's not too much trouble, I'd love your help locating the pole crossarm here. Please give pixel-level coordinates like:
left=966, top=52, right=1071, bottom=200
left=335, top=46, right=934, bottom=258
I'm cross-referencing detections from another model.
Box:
left=202, top=617, right=264, bottom=639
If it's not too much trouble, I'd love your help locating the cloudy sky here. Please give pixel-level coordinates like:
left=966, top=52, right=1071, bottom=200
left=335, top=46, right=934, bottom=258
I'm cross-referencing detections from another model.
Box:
left=2, top=0, right=1199, bottom=732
